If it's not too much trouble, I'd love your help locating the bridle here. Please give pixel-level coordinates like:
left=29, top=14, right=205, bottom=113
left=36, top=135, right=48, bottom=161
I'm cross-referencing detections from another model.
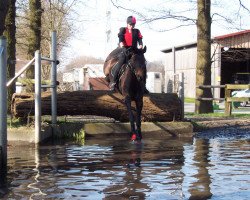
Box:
left=127, top=57, right=145, bottom=82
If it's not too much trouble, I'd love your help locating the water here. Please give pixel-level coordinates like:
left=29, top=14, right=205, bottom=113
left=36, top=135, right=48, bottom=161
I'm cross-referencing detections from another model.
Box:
left=1, top=134, right=250, bottom=200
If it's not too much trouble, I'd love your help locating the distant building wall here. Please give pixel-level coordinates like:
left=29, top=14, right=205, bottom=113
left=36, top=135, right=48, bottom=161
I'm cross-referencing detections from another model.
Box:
left=164, top=47, right=197, bottom=97
left=62, top=64, right=107, bottom=91
left=146, top=72, right=163, bottom=93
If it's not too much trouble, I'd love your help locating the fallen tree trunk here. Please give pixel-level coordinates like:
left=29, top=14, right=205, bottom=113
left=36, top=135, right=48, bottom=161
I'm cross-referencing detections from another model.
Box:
left=12, top=91, right=182, bottom=122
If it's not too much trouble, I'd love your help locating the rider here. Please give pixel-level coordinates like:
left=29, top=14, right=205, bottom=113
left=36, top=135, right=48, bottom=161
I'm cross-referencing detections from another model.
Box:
left=109, top=16, right=143, bottom=90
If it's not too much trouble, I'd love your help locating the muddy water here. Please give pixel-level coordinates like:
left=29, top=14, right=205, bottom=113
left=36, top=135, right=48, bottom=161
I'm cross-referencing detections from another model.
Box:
left=1, top=134, right=250, bottom=199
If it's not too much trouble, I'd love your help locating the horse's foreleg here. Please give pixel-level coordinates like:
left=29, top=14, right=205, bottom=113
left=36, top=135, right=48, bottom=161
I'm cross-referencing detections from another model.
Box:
left=125, top=96, right=136, bottom=139
left=135, top=99, right=143, bottom=140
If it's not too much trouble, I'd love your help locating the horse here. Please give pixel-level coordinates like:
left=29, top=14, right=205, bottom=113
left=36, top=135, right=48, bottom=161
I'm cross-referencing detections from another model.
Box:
left=103, top=47, right=147, bottom=141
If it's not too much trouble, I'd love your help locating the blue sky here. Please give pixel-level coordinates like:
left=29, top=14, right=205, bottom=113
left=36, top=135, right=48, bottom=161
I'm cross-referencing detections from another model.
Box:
left=60, top=0, right=250, bottom=65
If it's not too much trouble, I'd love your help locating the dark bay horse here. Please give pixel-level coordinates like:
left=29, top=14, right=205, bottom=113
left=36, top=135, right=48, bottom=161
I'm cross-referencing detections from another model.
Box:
left=103, top=47, right=147, bottom=141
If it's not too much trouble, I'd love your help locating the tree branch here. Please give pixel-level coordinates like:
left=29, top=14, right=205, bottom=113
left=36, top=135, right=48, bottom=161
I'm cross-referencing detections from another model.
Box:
left=238, top=0, right=250, bottom=13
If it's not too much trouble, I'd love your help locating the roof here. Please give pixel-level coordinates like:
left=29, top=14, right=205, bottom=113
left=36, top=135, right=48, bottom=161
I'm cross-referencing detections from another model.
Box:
left=161, top=41, right=197, bottom=53
left=88, top=78, right=109, bottom=90
left=214, top=29, right=250, bottom=40
left=161, top=29, right=250, bottom=53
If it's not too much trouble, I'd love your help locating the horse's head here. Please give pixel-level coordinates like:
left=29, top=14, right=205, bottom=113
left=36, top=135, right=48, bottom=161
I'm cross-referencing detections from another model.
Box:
left=128, top=46, right=147, bottom=82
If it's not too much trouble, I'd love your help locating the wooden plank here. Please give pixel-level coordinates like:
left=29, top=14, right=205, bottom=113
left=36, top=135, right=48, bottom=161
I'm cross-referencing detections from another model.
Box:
left=226, top=84, right=250, bottom=90
left=227, top=97, right=250, bottom=102
left=197, top=97, right=224, bottom=101
left=197, top=85, right=225, bottom=89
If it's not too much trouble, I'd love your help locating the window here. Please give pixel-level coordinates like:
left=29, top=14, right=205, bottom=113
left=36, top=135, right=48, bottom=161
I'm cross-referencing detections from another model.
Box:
left=155, top=73, right=160, bottom=79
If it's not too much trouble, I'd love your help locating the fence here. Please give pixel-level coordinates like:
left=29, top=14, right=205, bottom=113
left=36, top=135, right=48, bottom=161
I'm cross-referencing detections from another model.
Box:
left=0, top=33, right=58, bottom=176
left=1, top=32, right=58, bottom=185
left=197, top=84, right=250, bottom=116
left=224, top=84, right=250, bottom=116
left=0, top=36, right=7, bottom=178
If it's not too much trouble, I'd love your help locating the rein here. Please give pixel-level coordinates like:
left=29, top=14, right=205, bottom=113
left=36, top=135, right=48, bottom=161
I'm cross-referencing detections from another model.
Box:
left=119, top=51, right=146, bottom=82
left=118, top=62, right=137, bottom=83
left=127, top=61, right=137, bottom=77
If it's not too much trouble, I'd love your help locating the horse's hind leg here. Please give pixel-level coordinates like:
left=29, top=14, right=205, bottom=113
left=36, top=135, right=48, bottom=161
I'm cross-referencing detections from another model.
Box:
left=124, top=96, right=136, bottom=140
left=135, top=99, right=143, bottom=140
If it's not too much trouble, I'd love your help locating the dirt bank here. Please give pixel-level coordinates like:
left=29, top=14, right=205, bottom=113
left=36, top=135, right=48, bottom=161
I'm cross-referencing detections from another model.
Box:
left=188, top=117, right=250, bottom=139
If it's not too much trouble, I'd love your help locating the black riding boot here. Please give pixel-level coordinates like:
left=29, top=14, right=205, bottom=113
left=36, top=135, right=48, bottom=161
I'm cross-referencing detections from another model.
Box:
left=109, top=63, right=120, bottom=90
left=109, top=51, right=126, bottom=90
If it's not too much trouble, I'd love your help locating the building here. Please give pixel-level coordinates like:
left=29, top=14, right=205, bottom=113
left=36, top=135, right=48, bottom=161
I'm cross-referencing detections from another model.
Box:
left=146, top=72, right=163, bottom=93
left=62, top=64, right=109, bottom=91
left=162, top=30, right=250, bottom=98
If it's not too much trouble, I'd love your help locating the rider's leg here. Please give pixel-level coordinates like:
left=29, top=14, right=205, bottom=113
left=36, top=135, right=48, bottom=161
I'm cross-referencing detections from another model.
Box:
left=109, top=51, right=126, bottom=90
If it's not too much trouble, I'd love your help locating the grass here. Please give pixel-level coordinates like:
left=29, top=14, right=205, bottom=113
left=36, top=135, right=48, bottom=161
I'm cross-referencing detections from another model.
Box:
left=7, top=115, right=72, bottom=128
left=184, top=97, right=195, bottom=103
left=7, top=116, right=86, bottom=143
left=7, top=117, right=27, bottom=128
left=185, top=112, right=250, bottom=119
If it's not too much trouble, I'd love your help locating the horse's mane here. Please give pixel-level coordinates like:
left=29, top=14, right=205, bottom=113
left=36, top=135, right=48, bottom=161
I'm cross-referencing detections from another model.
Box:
left=130, top=49, right=147, bottom=66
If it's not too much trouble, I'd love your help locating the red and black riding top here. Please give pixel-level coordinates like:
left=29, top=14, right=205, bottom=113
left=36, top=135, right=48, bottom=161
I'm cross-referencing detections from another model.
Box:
left=118, top=27, right=143, bottom=48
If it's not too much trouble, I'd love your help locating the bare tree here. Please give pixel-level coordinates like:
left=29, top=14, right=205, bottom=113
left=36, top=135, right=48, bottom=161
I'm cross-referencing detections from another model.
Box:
left=4, top=0, right=16, bottom=112
left=40, top=0, right=79, bottom=79
left=25, top=0, right=42, bottom=80
left=195, top=0, right=213, bottom=113
left=0, top=0, right=9, bottom=35
left=16, top=0, right=82, bottom=80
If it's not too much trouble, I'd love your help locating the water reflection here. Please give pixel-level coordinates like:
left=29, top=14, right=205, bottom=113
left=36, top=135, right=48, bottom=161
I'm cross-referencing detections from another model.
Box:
left=1, top=135, right=250, bottom=199
left=188, top=139, right=212, bottom=200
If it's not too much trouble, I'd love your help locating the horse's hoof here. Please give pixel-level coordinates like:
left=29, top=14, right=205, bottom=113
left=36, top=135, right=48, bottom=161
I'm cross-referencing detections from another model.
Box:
left=131, top=133, right=137, bottom=141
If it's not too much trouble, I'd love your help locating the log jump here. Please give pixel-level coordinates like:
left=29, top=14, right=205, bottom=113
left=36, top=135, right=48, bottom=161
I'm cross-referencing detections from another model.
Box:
left=12, top=91, right=182, bottom=122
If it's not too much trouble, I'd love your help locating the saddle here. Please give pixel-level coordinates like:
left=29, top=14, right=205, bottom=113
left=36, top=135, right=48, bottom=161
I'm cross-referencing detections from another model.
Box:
left=104, top=47, right=132, bottom=83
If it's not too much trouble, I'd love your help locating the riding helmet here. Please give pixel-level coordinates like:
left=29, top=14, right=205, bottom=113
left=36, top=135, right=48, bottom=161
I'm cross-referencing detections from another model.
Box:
left=127, top=16, right=136, bottom=25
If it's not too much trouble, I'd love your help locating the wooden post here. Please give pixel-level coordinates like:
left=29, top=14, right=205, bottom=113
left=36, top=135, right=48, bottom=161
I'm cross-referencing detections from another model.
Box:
left=224, top=84, right=232, bottom=116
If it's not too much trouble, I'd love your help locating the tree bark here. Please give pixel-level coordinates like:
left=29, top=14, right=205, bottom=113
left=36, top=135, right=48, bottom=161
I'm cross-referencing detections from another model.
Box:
left=195, top=0, right=213, bottom=114
left=0, top=0, right=9, bottom=35
left=26, top=0, right=42, bottom=79
left=4, top=0, right=16, bottom=113
left=12, top=91, right=182, bottom=122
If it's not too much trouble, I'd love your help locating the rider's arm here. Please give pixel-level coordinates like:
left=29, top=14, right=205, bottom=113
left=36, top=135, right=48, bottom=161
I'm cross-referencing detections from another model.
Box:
left=118, top=27, right=126, bottom=48
left=138, top=30, right=143, bottom=49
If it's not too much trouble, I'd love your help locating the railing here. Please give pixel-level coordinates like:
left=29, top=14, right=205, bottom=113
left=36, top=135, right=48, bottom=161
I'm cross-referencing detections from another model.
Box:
left=197, top=84, right=250, bottom=116
left=6, top=58, right=35, bottom=87
left=224, top=84, right=250, bottom=116
left=0, top=36, right=7, bottom=175
left=1, top=32, right=58, bottom=144
left=0, top=32, right=58, bottom=185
